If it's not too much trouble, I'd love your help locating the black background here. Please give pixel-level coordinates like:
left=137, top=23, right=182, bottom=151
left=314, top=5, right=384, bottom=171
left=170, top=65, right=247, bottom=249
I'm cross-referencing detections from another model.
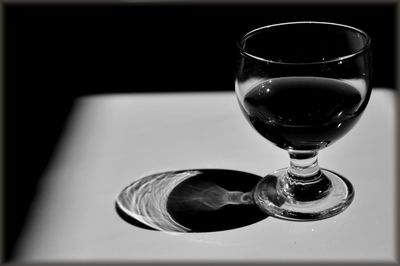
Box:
left=4, top=3, right=396, bottom=260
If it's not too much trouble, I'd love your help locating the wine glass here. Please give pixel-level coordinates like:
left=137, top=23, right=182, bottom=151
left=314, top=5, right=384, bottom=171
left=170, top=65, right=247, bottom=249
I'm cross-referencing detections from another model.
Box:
left=235, top=21, right=372, bottom=221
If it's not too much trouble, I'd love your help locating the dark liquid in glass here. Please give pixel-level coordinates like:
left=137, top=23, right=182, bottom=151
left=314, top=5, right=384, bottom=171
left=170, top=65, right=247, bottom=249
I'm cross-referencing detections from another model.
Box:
left=240, top=76, right=366, bottom=150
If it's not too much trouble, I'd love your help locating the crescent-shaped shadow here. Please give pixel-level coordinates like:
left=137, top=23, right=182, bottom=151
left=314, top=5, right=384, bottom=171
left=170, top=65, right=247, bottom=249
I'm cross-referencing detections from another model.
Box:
left=115, top=169, right=269, bottom=233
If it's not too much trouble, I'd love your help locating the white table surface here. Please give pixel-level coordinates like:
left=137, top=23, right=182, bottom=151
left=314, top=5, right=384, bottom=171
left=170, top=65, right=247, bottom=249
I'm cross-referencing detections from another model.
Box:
left=14, top=89, right=396, bottom=263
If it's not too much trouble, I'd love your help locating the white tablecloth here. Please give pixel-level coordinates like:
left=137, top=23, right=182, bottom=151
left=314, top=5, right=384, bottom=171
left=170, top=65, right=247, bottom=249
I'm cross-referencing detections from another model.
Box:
left=14, top=89, right=396, bottom=263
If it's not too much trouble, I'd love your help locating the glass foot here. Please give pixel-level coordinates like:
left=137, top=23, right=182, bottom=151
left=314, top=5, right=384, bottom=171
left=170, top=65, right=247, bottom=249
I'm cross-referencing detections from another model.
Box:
left=253, top=168, right=354, bottom=221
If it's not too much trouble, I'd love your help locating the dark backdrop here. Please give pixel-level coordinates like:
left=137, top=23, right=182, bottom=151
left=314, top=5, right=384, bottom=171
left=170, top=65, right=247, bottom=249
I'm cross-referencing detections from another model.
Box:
left=4, top=3, right=396, bottom=260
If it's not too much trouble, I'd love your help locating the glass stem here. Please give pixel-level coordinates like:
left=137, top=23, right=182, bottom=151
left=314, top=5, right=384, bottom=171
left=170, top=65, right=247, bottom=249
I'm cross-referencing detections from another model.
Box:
left=280, top=150, right=330, bottom=201
left=287, top=150, right=321, bottom=182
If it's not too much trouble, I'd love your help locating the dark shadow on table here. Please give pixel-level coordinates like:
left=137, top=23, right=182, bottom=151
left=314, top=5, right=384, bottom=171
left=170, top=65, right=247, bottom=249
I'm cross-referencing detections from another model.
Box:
left=115, top=169, right=269, bottom=233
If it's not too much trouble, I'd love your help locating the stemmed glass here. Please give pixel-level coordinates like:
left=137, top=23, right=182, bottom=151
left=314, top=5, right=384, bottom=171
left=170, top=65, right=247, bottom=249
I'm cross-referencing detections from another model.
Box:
left=236, top=21, right=372, bottom=221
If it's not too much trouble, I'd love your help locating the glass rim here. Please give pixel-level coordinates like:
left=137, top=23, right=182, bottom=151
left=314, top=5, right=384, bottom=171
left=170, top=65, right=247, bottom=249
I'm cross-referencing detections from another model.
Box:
left=238, top=21, right=371, bottom=65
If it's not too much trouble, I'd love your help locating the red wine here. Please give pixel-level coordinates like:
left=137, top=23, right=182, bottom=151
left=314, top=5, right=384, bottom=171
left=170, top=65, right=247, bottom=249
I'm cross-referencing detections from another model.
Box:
left=239, top=77, right=367, bottom=150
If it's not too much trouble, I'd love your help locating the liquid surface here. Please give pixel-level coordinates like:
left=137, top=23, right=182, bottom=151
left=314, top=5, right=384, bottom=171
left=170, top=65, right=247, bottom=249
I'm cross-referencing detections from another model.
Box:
left=240, top=76, right=367, bottom=150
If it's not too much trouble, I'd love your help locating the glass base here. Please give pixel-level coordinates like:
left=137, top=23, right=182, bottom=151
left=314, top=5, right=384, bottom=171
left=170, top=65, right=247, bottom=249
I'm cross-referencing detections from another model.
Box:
left=253, top=168, right=354, bottom=221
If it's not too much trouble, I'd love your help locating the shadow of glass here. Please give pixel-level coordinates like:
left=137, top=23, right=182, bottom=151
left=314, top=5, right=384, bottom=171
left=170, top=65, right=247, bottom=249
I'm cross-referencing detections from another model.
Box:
left=115, top=169, right=268, bottom=233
